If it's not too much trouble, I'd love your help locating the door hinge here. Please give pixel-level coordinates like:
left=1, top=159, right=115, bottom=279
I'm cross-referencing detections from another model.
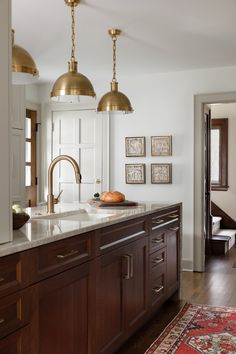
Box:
left=35, top=177, right=38, bottom=185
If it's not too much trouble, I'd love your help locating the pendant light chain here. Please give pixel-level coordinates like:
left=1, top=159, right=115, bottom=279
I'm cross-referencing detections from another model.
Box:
left=112, top=36, right=117, bottom=82
left=71, top=4, right=76, bottom=61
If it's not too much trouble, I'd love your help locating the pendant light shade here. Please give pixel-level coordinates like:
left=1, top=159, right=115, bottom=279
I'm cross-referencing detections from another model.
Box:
left=97, top=29, right=133, bottom=114
left=51, top=0, right=96, bottom=102
left=12, top=30, right=39, bottom=85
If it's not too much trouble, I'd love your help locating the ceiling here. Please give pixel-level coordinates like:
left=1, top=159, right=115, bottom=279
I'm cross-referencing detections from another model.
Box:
left=12, top=0, right=236, bottom=83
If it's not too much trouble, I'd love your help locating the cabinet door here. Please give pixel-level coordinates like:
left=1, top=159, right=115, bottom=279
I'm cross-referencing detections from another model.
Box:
left=0, top=325, right=30, bottom=354
left=94, top=247, right=125, bottom=354
left=34, top=263, right=90, bottom=354
left=124, top=237, right=148, bottom=336
left=166, top=227, right=180, bottom=297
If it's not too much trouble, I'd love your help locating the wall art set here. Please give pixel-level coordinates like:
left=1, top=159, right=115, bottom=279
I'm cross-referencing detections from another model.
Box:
left=125, top=136, right=172, bottom=184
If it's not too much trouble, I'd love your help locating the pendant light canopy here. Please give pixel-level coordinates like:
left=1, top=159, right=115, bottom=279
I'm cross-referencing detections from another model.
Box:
left=51, top=0, right=96, bottom=102
left=12, top=30, right=39, bottom=85
left=97, top=29, right=133, bottom=114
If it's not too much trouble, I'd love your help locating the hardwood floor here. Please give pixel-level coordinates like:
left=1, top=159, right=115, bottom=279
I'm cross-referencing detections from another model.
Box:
left=116, top=246, right=236, bottom=353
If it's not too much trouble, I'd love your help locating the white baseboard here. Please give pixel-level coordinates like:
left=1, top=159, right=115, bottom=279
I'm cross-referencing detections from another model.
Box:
left=182, top=258, right=193, bottom=271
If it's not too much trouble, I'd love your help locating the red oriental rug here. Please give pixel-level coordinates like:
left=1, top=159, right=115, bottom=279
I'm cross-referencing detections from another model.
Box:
left=145, top=303, right=236, bottom=353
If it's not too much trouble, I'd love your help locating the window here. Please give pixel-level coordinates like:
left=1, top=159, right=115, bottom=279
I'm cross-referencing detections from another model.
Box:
left=25, top=109, right=37, bottom=206
left=211, top=118, right=228, bottom=191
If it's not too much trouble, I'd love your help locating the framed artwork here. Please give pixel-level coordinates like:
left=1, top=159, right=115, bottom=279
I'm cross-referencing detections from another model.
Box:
left=125, top=164, right=146, bottom=184
left=151, top=136, right=172, bottom=156
left=125, top=136, right=146, bottom=157
left=151, top=163, right=172, bottom=184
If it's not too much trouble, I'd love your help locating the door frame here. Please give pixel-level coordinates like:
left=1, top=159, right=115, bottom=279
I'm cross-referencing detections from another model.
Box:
left=194, top=92, right=236, bottom=271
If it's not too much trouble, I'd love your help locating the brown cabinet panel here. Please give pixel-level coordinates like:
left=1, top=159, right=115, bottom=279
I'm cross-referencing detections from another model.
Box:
left=0, top=252, right=31, bottom=298
left=0, top=325, right=31, bottom=354
left=166, top=227, right=180, bottom=297
left=35, top=233, right=93, bottom=281
left=125, top=237, right=148, bottom=335
left=0, top=289, right=30, bottom=339
left=34, top=263, right=90, bottom=354
left=95, top=247, right=125, bottom=353
left=98, top=217, right=148, bottom=254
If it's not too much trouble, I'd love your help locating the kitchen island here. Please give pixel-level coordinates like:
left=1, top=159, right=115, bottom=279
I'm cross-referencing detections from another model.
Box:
left=0, top=202, right=181, bottom=354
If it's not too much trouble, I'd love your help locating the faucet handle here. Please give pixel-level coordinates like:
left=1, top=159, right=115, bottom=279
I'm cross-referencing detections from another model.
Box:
left=54, top=190, right=63, bottom=204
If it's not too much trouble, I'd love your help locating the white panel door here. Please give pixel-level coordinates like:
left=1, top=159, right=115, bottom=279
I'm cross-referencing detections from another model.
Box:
left=52, top=109, right=104, bottom=203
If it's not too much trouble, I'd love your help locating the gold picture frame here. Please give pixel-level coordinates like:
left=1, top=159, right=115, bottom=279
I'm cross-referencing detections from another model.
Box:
left=151, top=163, right=172, bottom=184
left=125, top=136, right=146, bottom=157
left=125, top=164, right=146, bottom=184
left=151, top=136, right=172, bottom=156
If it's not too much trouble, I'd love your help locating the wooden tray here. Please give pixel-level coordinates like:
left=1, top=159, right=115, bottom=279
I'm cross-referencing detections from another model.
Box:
left=88, top=199, right=138, bottom=208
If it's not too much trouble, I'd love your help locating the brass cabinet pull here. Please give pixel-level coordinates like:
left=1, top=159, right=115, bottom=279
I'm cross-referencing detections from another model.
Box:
left=129, top=254, right=134, bottom=279
left=153, top=219, right=164, bottom=224
left=0, top=318, right=5, bottom=325
left=152, top=285, right=164, bottom=294
left=152, top=238, right=163, bottom=244
left=0, top=277, right=5, bottom=283
left=152, top=257, right=164, bottom=264
left=122, top=255, right=131, bottom=280
left=168, top=214, right=179, bottom=218
left=169, top=227, right=179, bottom=232
left=56, top=249, right=79, bottom=259
left=122, top=254, right=134, bottom=279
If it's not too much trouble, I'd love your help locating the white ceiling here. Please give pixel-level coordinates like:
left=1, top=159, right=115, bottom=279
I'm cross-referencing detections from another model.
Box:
left=12, top=0, right=236, bottom=83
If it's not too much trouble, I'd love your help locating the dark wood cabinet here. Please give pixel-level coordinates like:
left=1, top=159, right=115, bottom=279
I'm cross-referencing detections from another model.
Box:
left=95, top=237, right=148, bottom=354
left=0, top=203, right=181, bottom=354
left=31, top=262, right=91, bottom=354
left=0, top=325, right=31, bottom=354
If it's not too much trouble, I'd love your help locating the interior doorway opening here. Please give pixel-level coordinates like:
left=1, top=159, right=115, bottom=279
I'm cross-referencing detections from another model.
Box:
left=194, top=92, right=236, bottom=272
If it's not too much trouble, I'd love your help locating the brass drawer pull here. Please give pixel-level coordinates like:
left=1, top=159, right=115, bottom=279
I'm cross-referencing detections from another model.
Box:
left=0, top=277, right=5, bottom=283
left=56, top=249, right=79, bottom=259
left=169, top=227, right=179, bottom=232
left=0, top=318, right=5, bottom=325
left=152, top=257, right=164, bottom=264
left=152, top=285, right=164, bottom=294
left=168, top=214, right=179, bottom=218
left=152, top=238, right=163, bottom=244
left=153, top=219, right=164, bottom=224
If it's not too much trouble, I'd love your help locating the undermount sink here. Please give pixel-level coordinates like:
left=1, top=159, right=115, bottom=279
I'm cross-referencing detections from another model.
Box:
left=31, top=209, right=115, bottom=222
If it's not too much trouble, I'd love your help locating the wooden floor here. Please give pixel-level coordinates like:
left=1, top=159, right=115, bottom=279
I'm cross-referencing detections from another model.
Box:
left=117, top=246, right=236, bottom=353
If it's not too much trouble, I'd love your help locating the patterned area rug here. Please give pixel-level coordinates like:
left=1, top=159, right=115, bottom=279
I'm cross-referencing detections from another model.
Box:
left=145, top=303, right=236, bottom=353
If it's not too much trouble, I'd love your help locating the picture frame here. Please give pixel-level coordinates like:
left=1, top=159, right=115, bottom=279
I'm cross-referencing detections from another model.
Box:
left=151, top=136, right=172, bottom=156
left=151, top=163, right=172, bottom=184
left=125, top=136, right=146, bottom=157
left=125, top=164, right=146, bottom=184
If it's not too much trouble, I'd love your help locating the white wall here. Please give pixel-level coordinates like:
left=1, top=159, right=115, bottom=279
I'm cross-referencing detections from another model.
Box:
left=0, top=0, right=11, bottom=243
left=32, top=66, right=236, bottom=270
left=211, top=103, right=236, bottom=220
left=106, top=66, right=236, bottom=270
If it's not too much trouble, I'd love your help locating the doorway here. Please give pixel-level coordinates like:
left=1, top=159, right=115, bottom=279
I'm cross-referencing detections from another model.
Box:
left=194, top=92, right=236, bottom=272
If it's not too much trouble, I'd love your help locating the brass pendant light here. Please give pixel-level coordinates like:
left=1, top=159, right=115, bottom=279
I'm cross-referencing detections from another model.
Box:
left=97, top=29, right=133, bottom=114
left=12, top=30, right=39, bottom=85
left=51, top=0, right=96, bottom=103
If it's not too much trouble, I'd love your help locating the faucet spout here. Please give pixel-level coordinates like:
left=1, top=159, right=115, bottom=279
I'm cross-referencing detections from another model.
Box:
left=47, top=155, right=81, bottom=213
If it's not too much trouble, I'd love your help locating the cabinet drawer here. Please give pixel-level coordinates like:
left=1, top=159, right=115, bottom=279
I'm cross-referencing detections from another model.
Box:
left=0, top=290, right=30, bottom=339
left=0, top=252, right=30, bottom=298
left=98, top=217, right=147, bottom=254
left=150, top=273, right=165, bottom=308
left=150, top=221, right=180, bottom=253
left=36, top=233, right=92, bottom=280
left=150, top=207, right=180, bottom=231
left=150, top=248, right=166, bottom=272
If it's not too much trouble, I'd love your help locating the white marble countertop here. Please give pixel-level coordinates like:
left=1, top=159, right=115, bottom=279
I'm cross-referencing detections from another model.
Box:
left=0, top=202, right=180, bottom=258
